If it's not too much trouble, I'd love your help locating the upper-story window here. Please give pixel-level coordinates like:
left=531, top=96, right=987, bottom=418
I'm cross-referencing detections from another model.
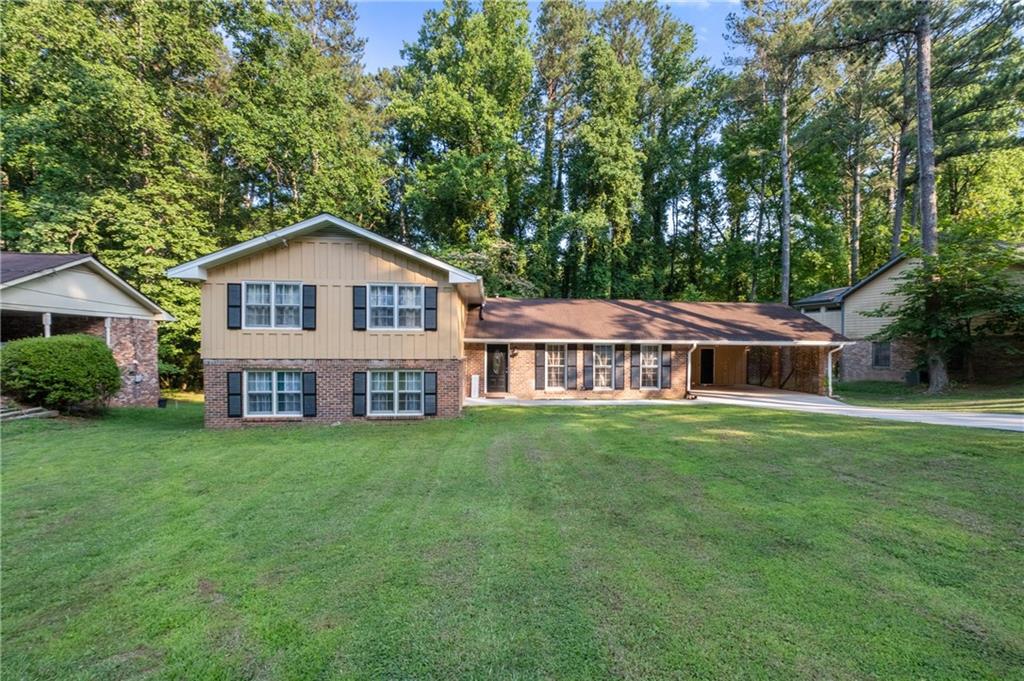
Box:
left=244, top=282, right=301, bottom=329
left=369, top=284, right=423, bottom=330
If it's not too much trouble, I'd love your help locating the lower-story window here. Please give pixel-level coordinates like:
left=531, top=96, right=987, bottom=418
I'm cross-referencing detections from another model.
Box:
left=370, top=370, right=423, bottom=415
left=594, top=344, right=613, bottom=389
left=245, top=370, right=302, bottom=416
left=640, top=344, right=661, bottom=388
left=872, top=341, right=892, bottom=368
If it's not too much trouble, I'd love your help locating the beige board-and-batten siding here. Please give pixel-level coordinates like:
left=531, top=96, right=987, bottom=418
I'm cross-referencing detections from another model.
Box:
left=201, top=235, right=467, bottom=360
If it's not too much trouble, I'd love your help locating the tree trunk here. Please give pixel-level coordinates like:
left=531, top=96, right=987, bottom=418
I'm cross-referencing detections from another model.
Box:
left=850, top=158, right=861, bottom=282
left=779, top=85, right=792, bottom=306
left=891, top=129, right=910, bottom=258
left=916, top=0, right=948, bottom=393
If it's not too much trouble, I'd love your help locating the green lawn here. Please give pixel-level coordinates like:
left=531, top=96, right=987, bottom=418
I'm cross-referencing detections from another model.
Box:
left=3, top=404, right=1023, bottom=680
left=835, top=380, right=1024, bottom=414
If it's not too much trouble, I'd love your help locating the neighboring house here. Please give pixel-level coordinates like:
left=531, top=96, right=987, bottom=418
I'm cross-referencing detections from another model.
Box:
left=168, top=214, right=846, bottom=427
left=796, top=255, right=918, bottom=382
left=796, top=253, right=1024, bottom=383
left=0, top=252, right=174, bottom=406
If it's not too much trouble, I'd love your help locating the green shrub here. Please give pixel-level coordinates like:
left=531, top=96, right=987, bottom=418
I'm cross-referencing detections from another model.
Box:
left=1, top=334, right=121, bottom=412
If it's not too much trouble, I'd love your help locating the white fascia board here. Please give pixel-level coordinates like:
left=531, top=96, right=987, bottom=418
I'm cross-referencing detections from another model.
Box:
left=464, top=338, right=847, bottom=346
left=2, top=257, right=174, bottom=321
left=165, top=214, right=481, bottom=288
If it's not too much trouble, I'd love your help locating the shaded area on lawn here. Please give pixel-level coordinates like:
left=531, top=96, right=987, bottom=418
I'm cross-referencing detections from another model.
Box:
left=3, top=405, right=1023, bottom=679
left=835, top=380, right=1024, bottom=414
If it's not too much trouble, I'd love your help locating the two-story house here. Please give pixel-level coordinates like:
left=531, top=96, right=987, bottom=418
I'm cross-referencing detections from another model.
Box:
left=168, top=214, right=847, bottom=426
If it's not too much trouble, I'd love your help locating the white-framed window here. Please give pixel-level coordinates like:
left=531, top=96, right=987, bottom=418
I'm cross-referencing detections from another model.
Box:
left=369, top=284, right=423, bottom=330
left=594, top=344, right=613, bottom=389
left=244, top=370, right=302, bottom=417
left=546, top=344, right=566, bottom=389
left=370, top=370, right=424, bottom=415
left=872, top=341, right=892, bottom=369
left=243, top=282, right=301, bottom=329
left=640, top=344, right=661, bottom=389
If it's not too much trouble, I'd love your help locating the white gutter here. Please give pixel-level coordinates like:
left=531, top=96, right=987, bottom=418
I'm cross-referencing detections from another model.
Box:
left=686, top=343, right=698, bottom=396
left=827, top=344, right=848, bottom=397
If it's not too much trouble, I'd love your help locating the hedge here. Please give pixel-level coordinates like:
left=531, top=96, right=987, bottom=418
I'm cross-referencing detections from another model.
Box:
left=1, top=334, right=121, bottom=412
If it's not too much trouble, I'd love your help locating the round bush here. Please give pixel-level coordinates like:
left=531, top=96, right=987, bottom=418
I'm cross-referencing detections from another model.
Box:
left=1, top=334, right=121, bottom=412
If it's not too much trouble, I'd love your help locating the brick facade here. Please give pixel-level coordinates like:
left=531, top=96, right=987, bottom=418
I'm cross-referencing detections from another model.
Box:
left=203, top=358, right=464, bottom=428
left=839, top=339, right=917, bottom=382
left=464, top=343, right=691, bottom=400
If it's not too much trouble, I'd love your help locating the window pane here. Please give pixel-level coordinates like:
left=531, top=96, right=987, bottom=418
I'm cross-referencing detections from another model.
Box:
left=399, top=392, right=422, bottom=413
left=371, top=306, right=395, bottom=327
left=370, top=285, right=394, bottom=306
left=277, top=392, right=301, bottom=414
left=275, top=304, right=300, bottom=327
left=398, top=371, right=422, bottom=392
left=275, top=284, right=300, bottom=305
left=371, top=371, right=394, bottom=392
left=277, top=371, right=301, bottom=392
left=371, top=392, right=394, bottom=413
left=246, top=283, right=271, bottom=304
left=398, top=286, right=421, bottom=307
left=398, top=307, right=422, bottom=328
left=641, top=345, right=660, bottom=388
left=248, top=392, right=273, bottom=414
left=247, top=371, right=272, bottom=392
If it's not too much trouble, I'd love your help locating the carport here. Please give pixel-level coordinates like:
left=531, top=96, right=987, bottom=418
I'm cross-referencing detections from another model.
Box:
left=686, top=341, right=848, bottom=397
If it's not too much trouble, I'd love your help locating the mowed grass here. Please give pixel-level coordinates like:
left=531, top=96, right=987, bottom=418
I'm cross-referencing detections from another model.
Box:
left=3, top=404, right=1023, bottom=680
left=835, top=380, right=1024, bottom=414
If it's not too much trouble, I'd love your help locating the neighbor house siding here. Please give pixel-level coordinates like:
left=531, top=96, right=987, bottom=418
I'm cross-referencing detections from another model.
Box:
left=800, top=307, right=842, bottom=334
left=201, top=236, right=466, bottom=360
left=843, top=258, right=918, bottom=339
left=0, top=265, right=158, bottom=319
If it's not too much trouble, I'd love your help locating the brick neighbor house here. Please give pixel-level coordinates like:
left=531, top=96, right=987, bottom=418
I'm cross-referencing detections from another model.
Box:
left=0, top=252, right=174, bottom=406
left=168, top=214, right=848, bottom=427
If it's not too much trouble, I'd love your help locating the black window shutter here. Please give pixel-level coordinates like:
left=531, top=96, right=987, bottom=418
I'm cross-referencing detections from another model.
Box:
left=535, top=343, right=545, bottom=389
left=227, top=371, right=242, bottom=417
left=583, top=345, right=594, bottom=390
left=661, top=345, right=672, bottom=389
left=614, top=345, right=625, bottom=389
left=423, top=371, right=438, bottom=415
left=630, top=346, right=641, bottom=389
left=227, top=284, right=242, bottom=329
left=352, top=372, right=367, bottom=416
left=353, top=286, right=367, bottom=331
left=302, top=372, right=317, bottom=417
left=566, top=344, right=577, bottom=389
left=302, top=285, right=317, bottom=330
left=424, top=286, right=438, bottom=331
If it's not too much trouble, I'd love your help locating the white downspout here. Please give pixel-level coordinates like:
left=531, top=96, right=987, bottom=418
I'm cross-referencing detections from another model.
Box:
left=827, top=344, right=845, bottom=397
left=686, top=343, right=698, bottom=397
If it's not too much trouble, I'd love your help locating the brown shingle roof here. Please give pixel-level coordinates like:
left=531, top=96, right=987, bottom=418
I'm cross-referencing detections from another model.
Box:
left=0, top=252, right=90, bottom=284
left=466, top=298, right=847, bottom=344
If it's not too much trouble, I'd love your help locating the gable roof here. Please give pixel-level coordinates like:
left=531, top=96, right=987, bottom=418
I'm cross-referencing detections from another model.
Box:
left=165, top=213, right=484, bottom=300
left=1, top=252, right=174, bottom=321
left=467, top=298, right=847, bottom=345
left=794, top=254, right=908, bottom=308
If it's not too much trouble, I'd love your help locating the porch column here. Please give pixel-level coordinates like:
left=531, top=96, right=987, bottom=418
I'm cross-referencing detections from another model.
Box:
left=42, top=312, right=51, bottom=338
left=770, top=347, right=781, bottom=388
left=104, top=317, right=112, bottom=347
left=818, top=346, right=828, bottom=395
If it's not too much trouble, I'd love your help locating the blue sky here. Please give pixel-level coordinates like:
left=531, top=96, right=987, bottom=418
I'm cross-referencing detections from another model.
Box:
left=354, top=0, right=741, bottom=72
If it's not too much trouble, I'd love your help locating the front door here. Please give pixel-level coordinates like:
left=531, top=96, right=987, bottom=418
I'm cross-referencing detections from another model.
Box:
left=486, top=344, right=509, bottom=393
left=699, top=348, right=715, bottom=384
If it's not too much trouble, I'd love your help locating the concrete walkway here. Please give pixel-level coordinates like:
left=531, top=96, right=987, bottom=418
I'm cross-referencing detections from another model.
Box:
left=466, top=385, right=1024, bottom=432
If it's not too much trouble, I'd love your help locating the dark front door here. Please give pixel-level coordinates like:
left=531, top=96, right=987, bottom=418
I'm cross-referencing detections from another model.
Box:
left=486, top=344, right=509, bottom=393
left=699, top=348, right=715, bottom=384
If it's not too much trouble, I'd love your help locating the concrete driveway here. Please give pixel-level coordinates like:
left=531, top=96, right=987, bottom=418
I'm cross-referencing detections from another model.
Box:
left=466, top=385, right=1024, bottom=432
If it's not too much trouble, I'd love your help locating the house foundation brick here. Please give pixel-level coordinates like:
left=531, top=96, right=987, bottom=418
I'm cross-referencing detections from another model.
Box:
left=464, top=343, right=691, bottom=400
left=840, top=339, right=917, bottom=382
left=203, top=358, right=464, bottom=428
